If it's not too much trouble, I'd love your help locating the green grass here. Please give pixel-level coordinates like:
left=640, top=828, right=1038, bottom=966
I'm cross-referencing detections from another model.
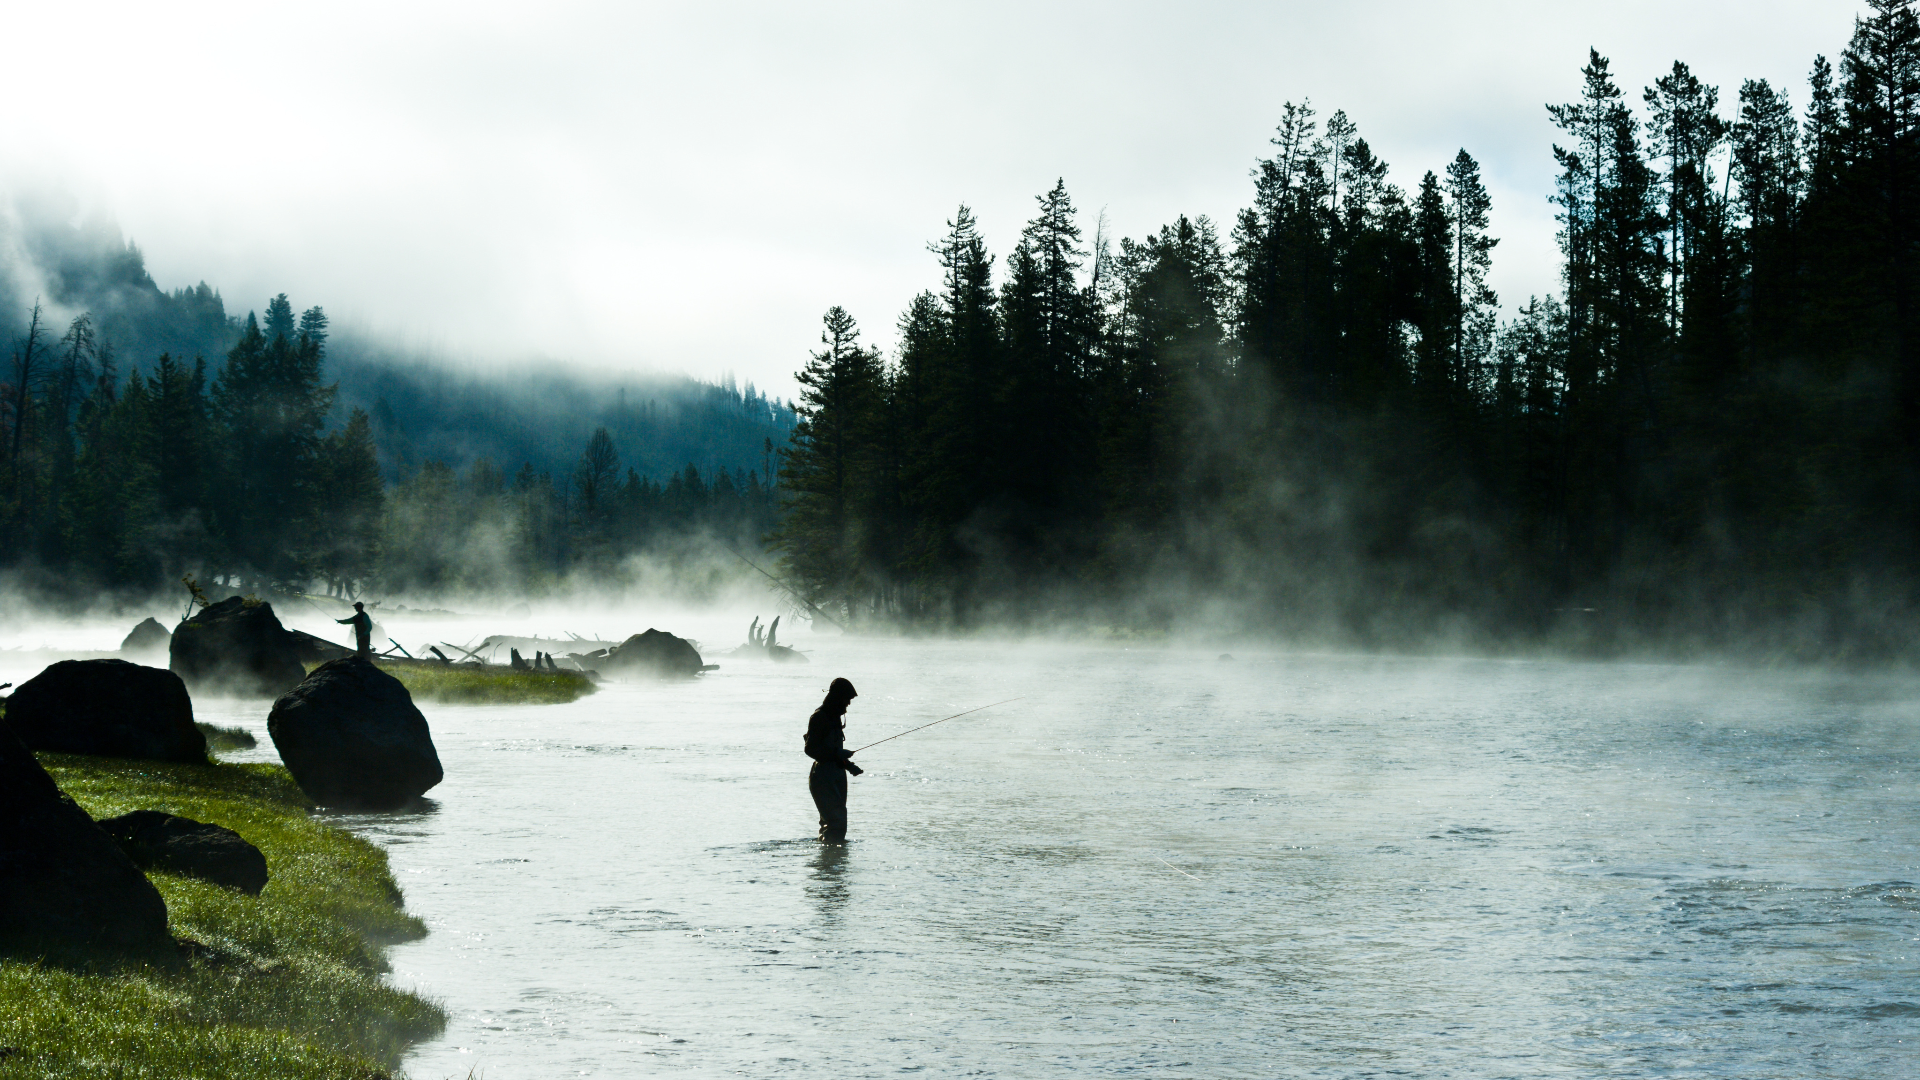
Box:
left=195, top=722, right=257, bottom=752
left=0, top=756, right=445, bottom=1079
left=381, top=663, right=595, bottom=705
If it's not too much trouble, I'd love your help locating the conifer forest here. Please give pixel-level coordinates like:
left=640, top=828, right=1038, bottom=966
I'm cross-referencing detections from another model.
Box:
left=8, top=3, right=1920, bottom=659
left=770, top=4, right=1920, bottom=656
left=0, top=286, right=785, bottom=600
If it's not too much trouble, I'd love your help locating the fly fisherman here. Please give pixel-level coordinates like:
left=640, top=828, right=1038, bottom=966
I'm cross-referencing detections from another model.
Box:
left=804, top=677, right=864, bottom=843
left=336, top=601, right=373, bottom=656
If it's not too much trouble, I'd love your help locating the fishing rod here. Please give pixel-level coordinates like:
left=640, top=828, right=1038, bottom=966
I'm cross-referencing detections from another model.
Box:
left=852, top=698, right=1022, bottom=754
left=297, top=593, right=339, bottom=621
left=726, top=547, right=849, bottom=632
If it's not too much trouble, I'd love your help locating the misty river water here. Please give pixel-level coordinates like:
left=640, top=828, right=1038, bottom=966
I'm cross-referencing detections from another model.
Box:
left=32, top=621, right=1920, bottom=1077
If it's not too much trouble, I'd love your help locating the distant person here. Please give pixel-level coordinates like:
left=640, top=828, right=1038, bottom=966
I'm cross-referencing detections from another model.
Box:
left=336, top=602, right=373, bottom=656
left=804, top=677, right=863, bottom=843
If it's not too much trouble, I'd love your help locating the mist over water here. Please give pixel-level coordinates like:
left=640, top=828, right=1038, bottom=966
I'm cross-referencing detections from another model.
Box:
left=74, top=610, right=1906, bottom=1078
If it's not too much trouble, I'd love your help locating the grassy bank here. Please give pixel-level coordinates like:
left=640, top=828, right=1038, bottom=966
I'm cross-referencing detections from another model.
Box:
left=381, top=662, right=596, bottom=705
left=0, top=755, right=445, bottom=1079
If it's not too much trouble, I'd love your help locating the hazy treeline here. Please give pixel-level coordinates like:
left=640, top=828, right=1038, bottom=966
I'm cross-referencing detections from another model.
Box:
left=0, top=293, right=389, bottom=592
left=0, top=291, right=785, bottom=597
left=0, top=199, right=798, bottom=494
left=0, top=188, right=801, bottom=600
left=778, top=2, right=1920, bottom=654
left=0, top=204, right=234, bottom=369
left=378, top=436, right=780, bottom=595
left=334, top=343, right=794, bottom=486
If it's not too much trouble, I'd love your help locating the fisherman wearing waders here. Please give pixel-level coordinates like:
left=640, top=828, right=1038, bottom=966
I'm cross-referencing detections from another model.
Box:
left=336, top=602, right=373, bottom=657
left=804, top=677, right=864, bottom=843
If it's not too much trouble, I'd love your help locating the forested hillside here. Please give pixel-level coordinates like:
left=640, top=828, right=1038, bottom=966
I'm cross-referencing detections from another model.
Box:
left=0, top=209, right=792, bottom=598
left=775, top=1, right=1920, bottom=657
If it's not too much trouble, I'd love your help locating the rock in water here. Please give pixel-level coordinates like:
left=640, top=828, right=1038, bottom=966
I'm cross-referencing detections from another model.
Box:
left=170, top=596, right=309, bottom=697
left=96, top=811, right=269, bottom=895
left=120, top=617, right=171, bottom=656
left=0, top=726, right=171, bottom=952
left=600, top=629, right=706, bottom=678
left=4, top=659, right=206, bottom=764
left=268, top=657, right=443, bottom=810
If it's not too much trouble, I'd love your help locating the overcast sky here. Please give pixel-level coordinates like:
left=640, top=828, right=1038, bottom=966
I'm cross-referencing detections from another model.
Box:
left=1, top=0, right=1868, bottom=395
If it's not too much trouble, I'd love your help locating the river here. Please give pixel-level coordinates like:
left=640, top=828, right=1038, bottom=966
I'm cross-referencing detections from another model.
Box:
left=31, top=617, right=1920, bottom=1077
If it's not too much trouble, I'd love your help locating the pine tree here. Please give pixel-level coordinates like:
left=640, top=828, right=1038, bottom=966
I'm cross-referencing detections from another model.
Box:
left=915, top=206, right=1002, bottom=608
left=574, top=426, right=619, bottom=526
left=5, top=302, right=46, bottom=538
left=1841, top=0, right=1920, bottom=454
left=773, top=307, right=884, bottom=619
left=1443, top=150, right=1498, bottom=391
left=1645, top=62, right=1730, bottom=330
left=1411, top=170, right=1455, bottom=406
left=1234, top=101, right=1340, bottom=414
left=263, top=293, right=296, bottom=344
left=310, top=408, right=384, bottom=594
left=1548, top=50, right=1668, bottom=592
left=1104, top=214, right=1231, bottom=557
left=213, top=305, right=337, bottom=584
left=997, top=179, right=1098, bottom=574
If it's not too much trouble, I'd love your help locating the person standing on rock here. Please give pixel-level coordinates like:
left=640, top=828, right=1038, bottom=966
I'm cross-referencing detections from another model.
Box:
left=804, top=677, right=863, bottom=843
left=336, top=602, right=373, bottom=656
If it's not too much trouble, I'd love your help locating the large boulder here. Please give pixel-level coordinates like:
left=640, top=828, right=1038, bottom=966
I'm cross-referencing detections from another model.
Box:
left=120, top=617, right=171, bottom=656
left=170, top=596, right=308, bottom=697
left=97, top=811, right=269, bottom=895
left=3, top=659, right=206, bottom=764
left=0, top=726, right=171, bottom=953
left=600, top=629, right=706, bottom=678
left=268, top=657, right=443, bottom=810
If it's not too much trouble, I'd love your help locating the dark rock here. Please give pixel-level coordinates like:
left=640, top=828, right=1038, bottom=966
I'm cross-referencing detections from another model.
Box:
left=768, top=645, right=808, bottom=664
left=600, top=629, right=707, bottom=678
left=170, top=596, right=309, bottom=697
left=0, top=726, right=171, bottom=952
left=268, top=656, right=443, bottom=810
left=3, top=659, right=206, bottom=764
left=120, top=617, right=171, bottom=655
left=97, top=811, right=269, bottom=895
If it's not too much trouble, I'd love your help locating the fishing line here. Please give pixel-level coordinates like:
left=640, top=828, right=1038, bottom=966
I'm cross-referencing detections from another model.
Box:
left=1155, top=856, right=1200, bottom=881
left=853, top=698, right=1023, bottom=754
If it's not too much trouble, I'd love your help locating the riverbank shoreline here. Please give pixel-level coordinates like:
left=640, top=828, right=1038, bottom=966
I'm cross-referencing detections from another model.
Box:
left=377, top=662, right=596, bottom=705
left=0, top=753, right=444, bottom=1079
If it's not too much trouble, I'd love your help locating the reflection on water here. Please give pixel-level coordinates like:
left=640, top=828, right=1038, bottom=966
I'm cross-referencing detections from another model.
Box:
left=121, top=636, right=1919, bottom=1078
left=807, top=843, right=851, bottom=917
left=317, top=797, right=442, bottom=825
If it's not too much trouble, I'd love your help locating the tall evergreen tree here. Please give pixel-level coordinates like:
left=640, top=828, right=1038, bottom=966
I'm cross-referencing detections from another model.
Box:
left=213, top=306, right=336, bottom=583
left=997, top=179, right=1099, bottom=577
left=1444, top=150, right=1499, bottom=391
left=773, top=307, right=884, bottom=620
left=309, top=408, right=384, bottom=595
